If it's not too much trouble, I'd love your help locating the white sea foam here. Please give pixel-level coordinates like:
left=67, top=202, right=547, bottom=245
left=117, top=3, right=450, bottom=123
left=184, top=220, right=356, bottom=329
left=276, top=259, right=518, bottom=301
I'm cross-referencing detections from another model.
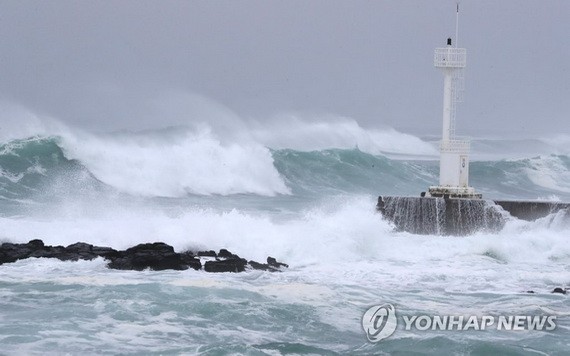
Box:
left=0, top=196, right=388, bottom=264
left=49, top=117, right=438, bottom=197
left=143, top=93, right=438, bottom=156
left=524, top=155, right=570, bottom=193
left=0, top=167, right=24, bottom=183
left=250, top=114, right=438, bottom=156
left=1, top=100, right=569, bottom=354
left=1, top=196, right=568, bottom=268
left=0, top=99, right=442, bottom=197
left=58, top=127, right=290, bottom=197
left=1, top=196, right=568, bottom=354
left=544, top=134, right=570, bottom=155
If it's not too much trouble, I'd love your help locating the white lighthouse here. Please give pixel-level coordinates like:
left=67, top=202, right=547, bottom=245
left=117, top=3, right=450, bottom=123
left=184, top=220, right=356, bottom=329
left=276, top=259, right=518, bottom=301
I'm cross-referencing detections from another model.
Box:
left=427, top=8, right=481, bottom=199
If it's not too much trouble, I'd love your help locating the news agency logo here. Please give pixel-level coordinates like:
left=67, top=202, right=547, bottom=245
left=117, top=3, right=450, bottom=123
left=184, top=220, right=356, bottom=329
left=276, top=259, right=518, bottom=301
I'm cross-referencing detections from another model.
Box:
left=362, top=303, right=397, bottom=342
left=362, top=304, right=557, bottom=343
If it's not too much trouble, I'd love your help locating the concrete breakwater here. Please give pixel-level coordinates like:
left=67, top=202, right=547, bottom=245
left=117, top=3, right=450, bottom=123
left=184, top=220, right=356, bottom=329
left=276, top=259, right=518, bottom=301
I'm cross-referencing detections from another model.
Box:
left=377, top=196, right=569, bottom=236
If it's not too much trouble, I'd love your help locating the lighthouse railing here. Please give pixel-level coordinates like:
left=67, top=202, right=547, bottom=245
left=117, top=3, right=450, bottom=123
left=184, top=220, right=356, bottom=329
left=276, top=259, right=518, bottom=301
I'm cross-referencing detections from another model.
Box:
left=440, top=139, right=470, bottom=154
left=434, top=48, right=466, bottom=68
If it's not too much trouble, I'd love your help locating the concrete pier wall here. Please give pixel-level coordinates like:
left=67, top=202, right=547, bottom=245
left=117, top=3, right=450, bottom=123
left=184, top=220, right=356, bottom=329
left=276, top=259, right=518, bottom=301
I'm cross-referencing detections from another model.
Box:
left=493, top=200, right=569, bottom=221
left=377, top=196, right=569, bottom=236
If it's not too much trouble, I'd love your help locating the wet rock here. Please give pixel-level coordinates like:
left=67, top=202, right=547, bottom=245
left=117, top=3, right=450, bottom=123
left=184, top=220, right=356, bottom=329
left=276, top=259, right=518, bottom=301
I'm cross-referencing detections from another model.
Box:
left=204, top=258, right=247, bottom=273
left=204, top=250, right=248, bottom=273
left=0, top=239, right=288, bottom=273
left=106, top=243, right=187, bottom=271
left=1, top=240, right=46, bottom=264
left=248, top=260, right=278, bottom=272
left=197, top=250, right=217, bottom=257
left=31, top=245, right=66, bottom=259
left=180, top=251, right=202, bottom=270
left=27, top=239, right=45, bottom=249
left=92, top=246, right=121, bottom=259
left=267, top=257, right=289, bottom=269
left=62, top=242, right=97, bottom=261
left=552, top=287, right=567, bottom=295
left=218, top=249, right=239, bottom=259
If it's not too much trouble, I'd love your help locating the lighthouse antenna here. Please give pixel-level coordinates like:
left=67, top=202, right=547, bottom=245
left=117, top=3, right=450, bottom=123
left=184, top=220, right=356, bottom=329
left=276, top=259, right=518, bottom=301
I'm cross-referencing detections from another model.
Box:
left=455, top=2, right=460, bottom=48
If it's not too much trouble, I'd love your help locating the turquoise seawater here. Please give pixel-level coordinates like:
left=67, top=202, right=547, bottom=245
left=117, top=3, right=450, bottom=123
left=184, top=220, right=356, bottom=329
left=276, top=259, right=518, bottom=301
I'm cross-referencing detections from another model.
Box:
left=0, top=132, right=569, bottom=354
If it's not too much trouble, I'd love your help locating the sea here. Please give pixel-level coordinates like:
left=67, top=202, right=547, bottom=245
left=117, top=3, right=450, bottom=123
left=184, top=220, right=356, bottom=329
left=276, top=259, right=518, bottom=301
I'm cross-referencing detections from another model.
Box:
left=0, top=118, right=569, bottom=355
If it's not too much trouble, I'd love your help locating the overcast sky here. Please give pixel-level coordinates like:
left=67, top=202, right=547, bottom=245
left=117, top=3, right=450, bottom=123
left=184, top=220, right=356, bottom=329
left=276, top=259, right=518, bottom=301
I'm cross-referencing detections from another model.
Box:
left=0, top=0, right=567, bottom=137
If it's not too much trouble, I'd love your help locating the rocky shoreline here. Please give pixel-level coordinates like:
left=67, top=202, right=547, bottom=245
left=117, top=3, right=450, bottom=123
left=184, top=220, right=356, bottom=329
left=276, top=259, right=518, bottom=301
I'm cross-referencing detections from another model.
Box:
left=0, top=239, right=288, bottom=273
left=1, top=240, right=567, bottom=294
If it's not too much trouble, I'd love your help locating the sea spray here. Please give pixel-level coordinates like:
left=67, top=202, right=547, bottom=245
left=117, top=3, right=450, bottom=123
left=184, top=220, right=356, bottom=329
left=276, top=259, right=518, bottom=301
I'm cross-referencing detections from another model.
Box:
left=0, top=126, right=569, bottom=354
left=59, top=128, right=290, bottom=197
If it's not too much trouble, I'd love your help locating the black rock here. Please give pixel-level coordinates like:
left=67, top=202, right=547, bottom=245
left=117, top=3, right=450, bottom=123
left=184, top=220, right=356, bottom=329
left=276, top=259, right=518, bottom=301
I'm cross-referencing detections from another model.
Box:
left=0, top=239, right=288, bottom=274
left=552, top=287, right=567, bottom=295
left=204, top=258, right=247, bottom=273
left=92, top=246, right=120, bottom=259
left=66, top=242, right=93, bottom=252
left=248, top=260, right=278, bottom=272
left=197, top=250, right=217, bottom=257
left=267, top=257, right=289, bottom=269
left=1, top=240, right=45, bottom=264
left=31, top=245, right=66, bottom=259
left=62, top=242, right=97, bottom=261
left=107, top=242, right=187, bottom=271
left=247, top=257, right=288, bottom=272
left=218, top=249, right=238, bottom=259
left=0, top=243, right=24, bottom=264
left=27, top=239, right=45, bottom=249
left=180, top=251, right=202, bottom=270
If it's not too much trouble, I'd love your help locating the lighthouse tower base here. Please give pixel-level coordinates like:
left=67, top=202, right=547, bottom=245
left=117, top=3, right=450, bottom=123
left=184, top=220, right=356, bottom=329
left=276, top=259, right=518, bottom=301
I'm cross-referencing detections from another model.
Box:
left=427, top=186, right=482, bottom=199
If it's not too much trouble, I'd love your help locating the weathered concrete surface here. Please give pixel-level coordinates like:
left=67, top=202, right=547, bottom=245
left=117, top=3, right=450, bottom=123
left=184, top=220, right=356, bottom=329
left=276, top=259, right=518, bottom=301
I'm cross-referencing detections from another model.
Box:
left=493, top=200, right=569, bottom=221
left=377, top=196, right=568, bottom=236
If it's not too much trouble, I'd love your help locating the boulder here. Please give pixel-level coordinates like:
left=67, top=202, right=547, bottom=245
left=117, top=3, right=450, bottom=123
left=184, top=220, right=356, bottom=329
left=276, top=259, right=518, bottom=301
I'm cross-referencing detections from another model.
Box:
left=180, top=251, right=202, bottom=270
left=62, top=242, right=97, bottom=261
left=267, top=257, right=289, bottom=269
left=106, top=242, right=187, bottom=271
left=0, top=240, right=288, bottom=274
left=218, top=249, right=238, bottom=259
left=197, top=250, right=217, bottom=257
left=92, top=246, right=121, bottom=259
left=248, top=260, right=278, bottom=272
left=204, top=258, right=247, bottom=273
left=1, top=239, right=48, bottom=264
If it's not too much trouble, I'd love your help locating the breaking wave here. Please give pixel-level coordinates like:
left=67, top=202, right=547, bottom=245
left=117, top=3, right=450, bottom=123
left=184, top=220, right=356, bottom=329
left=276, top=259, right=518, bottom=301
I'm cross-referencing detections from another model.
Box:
left=60, top=128, right=290, bottom=197
left=1, top=131, right=570, bottom=202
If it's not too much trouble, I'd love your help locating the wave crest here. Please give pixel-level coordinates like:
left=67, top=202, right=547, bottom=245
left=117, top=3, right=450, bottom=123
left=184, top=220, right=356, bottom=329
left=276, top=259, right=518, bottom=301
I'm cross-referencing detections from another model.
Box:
left=60, top=128, right=290, bottom=197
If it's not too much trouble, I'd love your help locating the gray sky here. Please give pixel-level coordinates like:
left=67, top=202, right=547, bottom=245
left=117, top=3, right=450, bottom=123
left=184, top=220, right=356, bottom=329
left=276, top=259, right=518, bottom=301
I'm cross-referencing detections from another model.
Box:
left=0, top=0, right=568, bottom=137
